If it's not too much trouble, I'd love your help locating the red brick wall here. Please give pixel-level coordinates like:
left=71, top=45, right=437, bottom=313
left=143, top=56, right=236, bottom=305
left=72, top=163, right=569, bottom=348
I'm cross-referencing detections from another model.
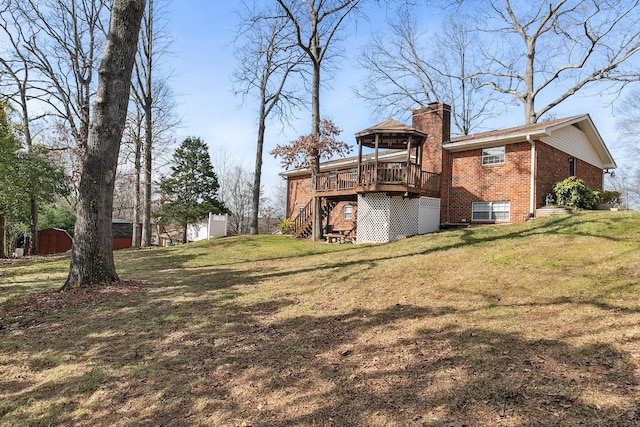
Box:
left=286, top=175, right=313, bottom=218
left=327, top=202, right=357, bottom=232
left=412, top=103, right=451, bottom=174
left=442, top=142, right=532, bottom=224
left=535, top=142, right=603, bottom=206
left=285, top=176, right=356, bottom=231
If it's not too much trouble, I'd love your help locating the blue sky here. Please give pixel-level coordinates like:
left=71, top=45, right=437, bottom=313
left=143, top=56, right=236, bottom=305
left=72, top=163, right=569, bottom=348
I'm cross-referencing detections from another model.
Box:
left=164, top=1, right=630, bottom=200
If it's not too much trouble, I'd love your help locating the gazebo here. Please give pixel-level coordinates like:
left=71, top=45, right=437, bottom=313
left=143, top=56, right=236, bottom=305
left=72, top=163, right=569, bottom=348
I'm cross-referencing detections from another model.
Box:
left=313, top=118, right=440, bottom=198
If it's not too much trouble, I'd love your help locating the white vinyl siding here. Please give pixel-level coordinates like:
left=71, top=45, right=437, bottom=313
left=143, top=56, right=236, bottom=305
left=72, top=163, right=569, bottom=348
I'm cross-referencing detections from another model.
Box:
left=472, top=201, right=510, bottom=222
left=541, top=125, right=603, bottom=168
left=482, top=146, right=505, bottom=165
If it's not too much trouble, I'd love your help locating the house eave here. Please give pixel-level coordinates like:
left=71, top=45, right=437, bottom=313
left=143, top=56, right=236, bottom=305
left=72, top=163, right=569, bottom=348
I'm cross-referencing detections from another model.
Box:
left=444, top=130, right=550, bottom=152
left=445, top=114, right=617, bottom=169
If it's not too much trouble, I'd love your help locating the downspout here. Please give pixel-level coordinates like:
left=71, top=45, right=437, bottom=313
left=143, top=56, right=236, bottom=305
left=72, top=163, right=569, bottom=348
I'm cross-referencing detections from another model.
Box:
left=447, top=153, right=452, bottom=224
left=527, top=135, right=536, bottom=219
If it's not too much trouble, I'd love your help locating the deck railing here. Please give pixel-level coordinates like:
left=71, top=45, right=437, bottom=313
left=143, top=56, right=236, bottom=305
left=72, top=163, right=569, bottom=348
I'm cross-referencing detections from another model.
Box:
left=314, top=161, right=440, bottom=194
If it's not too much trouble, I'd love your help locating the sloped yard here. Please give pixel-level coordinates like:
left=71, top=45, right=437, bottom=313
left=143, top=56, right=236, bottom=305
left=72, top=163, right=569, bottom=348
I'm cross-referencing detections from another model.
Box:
left=1, top=211, right=639, bottom=426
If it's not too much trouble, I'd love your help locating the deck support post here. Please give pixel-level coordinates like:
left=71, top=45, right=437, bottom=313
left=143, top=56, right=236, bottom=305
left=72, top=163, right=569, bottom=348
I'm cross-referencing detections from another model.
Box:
left=374, top=134, right=379, bottom=190
left=357, top=137, right=363, bottom=185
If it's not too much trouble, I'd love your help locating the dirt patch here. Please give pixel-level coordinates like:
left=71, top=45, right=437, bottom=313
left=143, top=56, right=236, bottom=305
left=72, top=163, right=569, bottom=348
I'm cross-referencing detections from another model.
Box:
left=2, top=280, right=152, bottom=327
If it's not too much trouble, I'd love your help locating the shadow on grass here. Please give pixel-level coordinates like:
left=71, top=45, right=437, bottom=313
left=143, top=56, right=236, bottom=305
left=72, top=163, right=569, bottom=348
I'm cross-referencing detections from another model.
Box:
left=2, top=288, right=639, bottom=426
left=115, top=214, right=639, bottom=297
left=2, top=212, right=639, bottom=425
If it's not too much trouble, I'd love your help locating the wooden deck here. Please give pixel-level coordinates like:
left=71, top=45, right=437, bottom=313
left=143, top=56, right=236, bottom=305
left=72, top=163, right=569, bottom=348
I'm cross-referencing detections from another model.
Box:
left=314, top=161, right=440, bottom=198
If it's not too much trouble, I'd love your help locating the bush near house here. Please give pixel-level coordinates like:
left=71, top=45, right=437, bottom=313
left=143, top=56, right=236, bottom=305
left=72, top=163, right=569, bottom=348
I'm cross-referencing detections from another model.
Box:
left=279, top=217, right=294, bottom=234
left=553, top=177, right=622, bottom=209
left=594, top=189, right=622, bottom=206
left=553, top=176, right=599, bottom=209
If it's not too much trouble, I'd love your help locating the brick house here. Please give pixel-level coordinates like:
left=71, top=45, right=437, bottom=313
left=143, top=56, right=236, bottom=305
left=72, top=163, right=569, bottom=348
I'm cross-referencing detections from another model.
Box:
left=282, top=103, right=616, bottom=243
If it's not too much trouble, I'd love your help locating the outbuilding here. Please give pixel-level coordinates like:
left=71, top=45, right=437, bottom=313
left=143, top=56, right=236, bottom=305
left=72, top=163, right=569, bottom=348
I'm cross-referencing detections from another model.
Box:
left=37, top=228, right=73, bottom=255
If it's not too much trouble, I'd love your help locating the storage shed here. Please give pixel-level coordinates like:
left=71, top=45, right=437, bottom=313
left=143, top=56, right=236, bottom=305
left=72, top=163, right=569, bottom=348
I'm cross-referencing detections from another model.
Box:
left=37, top=228, right=73, bottom=255
left=112, top=219, right=140, bottom=250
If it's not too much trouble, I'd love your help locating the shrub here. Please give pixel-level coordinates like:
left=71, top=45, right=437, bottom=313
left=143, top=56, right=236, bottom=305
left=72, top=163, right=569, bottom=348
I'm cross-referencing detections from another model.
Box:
left=553, top=176, right=598, bottom=209
left=593, top=189, right=621, bottom=206
left=279, top=218, right=294, bottom=234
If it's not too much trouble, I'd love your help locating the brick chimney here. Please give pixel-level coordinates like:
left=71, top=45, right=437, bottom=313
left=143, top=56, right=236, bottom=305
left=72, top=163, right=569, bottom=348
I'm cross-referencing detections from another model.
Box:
left=412, top=102, right=451, bottom=174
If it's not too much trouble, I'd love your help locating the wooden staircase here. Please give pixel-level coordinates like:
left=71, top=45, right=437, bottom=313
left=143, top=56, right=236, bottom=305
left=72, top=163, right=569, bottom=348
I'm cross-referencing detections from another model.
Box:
left=291, top=199, right=338, bottom=238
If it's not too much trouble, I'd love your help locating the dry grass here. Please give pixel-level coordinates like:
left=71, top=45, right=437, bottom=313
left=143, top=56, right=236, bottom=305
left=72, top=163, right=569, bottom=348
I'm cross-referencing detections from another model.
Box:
left=1, top=211, right=639, bottom=426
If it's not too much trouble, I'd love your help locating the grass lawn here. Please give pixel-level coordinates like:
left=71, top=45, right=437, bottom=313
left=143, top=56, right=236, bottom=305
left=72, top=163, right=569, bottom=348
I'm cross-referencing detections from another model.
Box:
left=1, top=211, right=639, bottom=426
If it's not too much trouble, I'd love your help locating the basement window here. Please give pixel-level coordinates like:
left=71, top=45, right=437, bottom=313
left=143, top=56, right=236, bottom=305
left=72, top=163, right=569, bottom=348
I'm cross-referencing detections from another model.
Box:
left=472, top=201, right=510, bottom=222
left=344, top=205, right=353, bottom=220
left=482, top=146, right=505, bottom=165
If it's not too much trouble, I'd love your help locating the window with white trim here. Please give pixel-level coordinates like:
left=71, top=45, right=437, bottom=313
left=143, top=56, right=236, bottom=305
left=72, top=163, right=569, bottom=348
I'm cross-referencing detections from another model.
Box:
left=472, top=201, right=510, bottom=222
left=343, top=205, right=353, bottom=220
left=482, top=146, right=505, bottom=165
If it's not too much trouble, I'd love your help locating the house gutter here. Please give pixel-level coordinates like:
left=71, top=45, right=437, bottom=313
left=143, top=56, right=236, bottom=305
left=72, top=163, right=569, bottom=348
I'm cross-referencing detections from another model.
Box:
left=527, top=135, right=536, bottom=218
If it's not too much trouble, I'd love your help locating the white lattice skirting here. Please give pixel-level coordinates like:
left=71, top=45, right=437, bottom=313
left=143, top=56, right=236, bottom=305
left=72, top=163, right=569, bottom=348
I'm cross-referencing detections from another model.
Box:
left=356, top=194, right=440, bottom=244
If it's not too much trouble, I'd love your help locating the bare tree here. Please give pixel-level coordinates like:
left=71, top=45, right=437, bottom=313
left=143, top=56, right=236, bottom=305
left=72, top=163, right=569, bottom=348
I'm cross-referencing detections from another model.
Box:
left=18, top=0, right=110, bottom=150
left=63, top=0, right=145, bottom=290
left=0, top=0, right=47, bottom=254
left=129, top=0, right=177, bottom=248
left=233, top=1, right=307, bottom=235
left=273, top=178, right=288, bottom=220
left=616, top=88, right=640, bottom=159
left=607, top=168, right=640, bottom=210
left=121, top=106, right=144, bottom=247
left=471, top=0, right=640, bottom=124
left=112, top=165, right=137, bottom=220
left=613, top=88, right=640, bottom=210
left=357, top=11, right=503, bottom=135
left=275, top=0, right=363, bottom=241
left=209, top=145, right=234, bottom=209
left=225, top=165, right=254, bottom=235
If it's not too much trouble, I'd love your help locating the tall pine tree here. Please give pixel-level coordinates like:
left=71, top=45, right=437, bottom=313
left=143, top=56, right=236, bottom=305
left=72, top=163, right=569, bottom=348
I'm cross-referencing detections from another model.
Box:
left=157, top=137, right=226, bottom=243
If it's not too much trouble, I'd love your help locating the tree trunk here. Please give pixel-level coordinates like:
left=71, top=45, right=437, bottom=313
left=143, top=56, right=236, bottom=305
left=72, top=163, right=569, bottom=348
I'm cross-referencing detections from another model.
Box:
left=21, top=86, right=39, bottom=256
left=30, top=197, right=38, bottom=255
left=63, top=0, right=146, bottom=290
left=132, top=135, right=142, bottom=248
left=250, top=106, right=266, bottom=235
left=524, top=38, right=536, bottom=124
left=141, top=138, right=152, bottom=246
left=0, top=213, right=5, bottom=258
left=141, top=0, right=154, bottom=247
left=311, top=41, right=322, bottom=242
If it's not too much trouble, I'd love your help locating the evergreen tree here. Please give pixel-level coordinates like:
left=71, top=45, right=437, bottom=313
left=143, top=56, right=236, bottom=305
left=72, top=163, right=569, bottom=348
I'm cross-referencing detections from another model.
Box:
left=0, top=102, right=21, bottom=257
left=157, top=137, right=226, bottom=243
left=0, top=103, right=69, bottom=256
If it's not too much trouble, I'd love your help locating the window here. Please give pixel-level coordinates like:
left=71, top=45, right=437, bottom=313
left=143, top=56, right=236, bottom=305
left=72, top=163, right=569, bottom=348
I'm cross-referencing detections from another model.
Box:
left=472, top=201, right=510, bottom=222
left=343, top=205, right=353, bottom=220
left=482, top=146, right=505, bottom=165
left=569, top=157, right=576, bottom=176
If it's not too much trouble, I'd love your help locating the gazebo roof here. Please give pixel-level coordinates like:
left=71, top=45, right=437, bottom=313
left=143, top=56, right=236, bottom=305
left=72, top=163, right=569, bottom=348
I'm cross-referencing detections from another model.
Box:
left=355, top=119, right=427, bottom=149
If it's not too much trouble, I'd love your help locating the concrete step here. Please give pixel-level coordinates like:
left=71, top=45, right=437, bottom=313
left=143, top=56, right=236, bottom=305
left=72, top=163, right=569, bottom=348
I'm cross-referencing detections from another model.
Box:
left=536, top=207, right=570, bottom=217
